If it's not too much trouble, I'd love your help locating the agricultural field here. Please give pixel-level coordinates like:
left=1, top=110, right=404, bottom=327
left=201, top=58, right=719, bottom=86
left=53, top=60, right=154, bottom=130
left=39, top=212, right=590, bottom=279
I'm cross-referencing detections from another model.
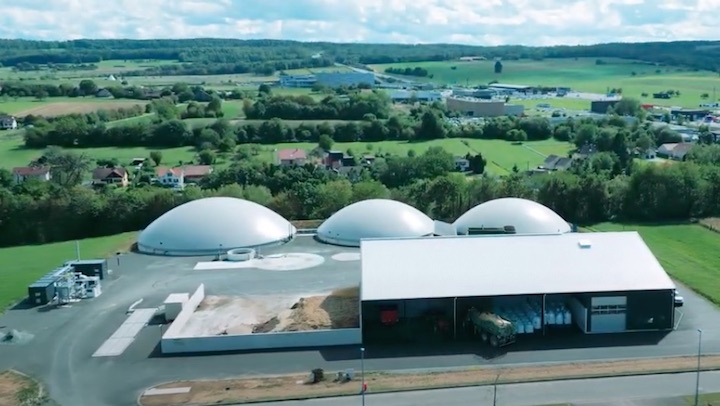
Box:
left=0, top=132, right=201, bottom=170
left=371, top=57, right=720, bottom=108
left=0, top=232, right=137, bottom=309
left=0, top=96, right=148, bottom=116
left=585, top=223, right=720, bottom=305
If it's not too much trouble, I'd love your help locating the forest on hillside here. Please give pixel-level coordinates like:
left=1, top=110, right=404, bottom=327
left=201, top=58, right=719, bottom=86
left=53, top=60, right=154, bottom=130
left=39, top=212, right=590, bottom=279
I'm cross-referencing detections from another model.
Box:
left=0, top=39, right=719, bottom=73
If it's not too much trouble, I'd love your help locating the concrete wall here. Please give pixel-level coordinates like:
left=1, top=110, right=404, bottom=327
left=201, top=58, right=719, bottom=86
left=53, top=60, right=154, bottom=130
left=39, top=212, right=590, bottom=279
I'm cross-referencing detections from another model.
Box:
left=160, top=283, right=361, bottom=354
left=162, top=284, right=205, bottom=338
left=447, top=98, right=505, bottom=117
left=161, top=328, right=362, bottom=354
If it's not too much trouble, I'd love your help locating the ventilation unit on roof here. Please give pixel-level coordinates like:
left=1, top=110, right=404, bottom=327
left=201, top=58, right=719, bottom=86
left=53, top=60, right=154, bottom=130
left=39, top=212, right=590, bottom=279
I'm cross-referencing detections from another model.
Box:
left=578, top=239, right=592, bottom=249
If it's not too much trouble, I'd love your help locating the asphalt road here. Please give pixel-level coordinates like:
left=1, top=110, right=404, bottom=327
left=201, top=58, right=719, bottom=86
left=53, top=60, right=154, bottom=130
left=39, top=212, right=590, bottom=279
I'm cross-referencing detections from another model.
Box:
left=1, top=239, right=720, bottom=406
left=255, top=371, right=720, bottom=406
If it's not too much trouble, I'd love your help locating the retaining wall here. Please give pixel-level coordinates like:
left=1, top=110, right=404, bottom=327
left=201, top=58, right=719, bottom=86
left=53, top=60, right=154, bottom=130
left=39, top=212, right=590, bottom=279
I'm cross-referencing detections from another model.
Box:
left=161, top=327, right=362, bottom=354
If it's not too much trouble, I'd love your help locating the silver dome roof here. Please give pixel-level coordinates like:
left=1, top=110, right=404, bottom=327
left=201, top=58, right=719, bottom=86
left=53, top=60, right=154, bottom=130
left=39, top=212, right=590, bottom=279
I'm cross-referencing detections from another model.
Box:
left=138, top=197, right=295, bottom=256
left=454, top=198, right=571, bottom=235
left=317, top=199, right=435, bottom=247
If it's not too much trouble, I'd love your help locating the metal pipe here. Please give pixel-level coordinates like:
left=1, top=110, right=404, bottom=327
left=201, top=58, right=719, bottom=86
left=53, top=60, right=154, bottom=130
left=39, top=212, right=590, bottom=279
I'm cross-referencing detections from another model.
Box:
left=542, top=294, right=547, bottom=336
left=75, top=240, right=80, bottom=261
left=360, top=347, right=366, bottom=406
left=453, top=297, right=458, bottom=340
left=695, top=329, right=703, bottom=406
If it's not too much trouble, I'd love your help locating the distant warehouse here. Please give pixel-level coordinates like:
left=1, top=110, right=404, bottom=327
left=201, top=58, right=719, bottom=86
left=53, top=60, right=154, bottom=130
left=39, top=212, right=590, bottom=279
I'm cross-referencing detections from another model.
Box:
left=447, top=97, right=525, bottom=117
left=279, top=71, right=375, bottom=88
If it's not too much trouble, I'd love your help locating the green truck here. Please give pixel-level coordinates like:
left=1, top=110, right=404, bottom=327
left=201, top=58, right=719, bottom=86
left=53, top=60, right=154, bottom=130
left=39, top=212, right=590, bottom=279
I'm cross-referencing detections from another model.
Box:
left=466, top=307, right=516, bottom=347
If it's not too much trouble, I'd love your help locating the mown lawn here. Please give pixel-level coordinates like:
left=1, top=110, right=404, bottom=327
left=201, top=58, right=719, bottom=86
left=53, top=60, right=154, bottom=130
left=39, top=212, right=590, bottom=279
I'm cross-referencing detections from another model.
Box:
left=371, top=57, right=720, bottom=108
left=0, top=232, right=137, bottom=309
left=586, top=223, right=720, bottom=305
left=0, top=132, right=200, bottom=169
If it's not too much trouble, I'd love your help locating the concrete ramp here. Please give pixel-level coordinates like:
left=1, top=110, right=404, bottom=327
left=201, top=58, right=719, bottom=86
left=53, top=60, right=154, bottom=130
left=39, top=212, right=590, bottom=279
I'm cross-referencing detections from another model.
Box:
left=93, top=308, right=156, bottom=357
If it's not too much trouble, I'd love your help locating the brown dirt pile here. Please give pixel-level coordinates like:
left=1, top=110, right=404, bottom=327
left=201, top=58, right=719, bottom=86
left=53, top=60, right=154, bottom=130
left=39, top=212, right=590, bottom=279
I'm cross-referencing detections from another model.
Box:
left=254, top=287, right=360, bottom=332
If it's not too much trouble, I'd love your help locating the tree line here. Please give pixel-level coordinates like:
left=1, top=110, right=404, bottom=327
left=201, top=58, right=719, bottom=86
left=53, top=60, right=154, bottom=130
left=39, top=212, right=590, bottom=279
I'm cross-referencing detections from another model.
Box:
left=384, top=67, right=430, bottom=77
left=0, top=39, right=718, bottom=74
left=0, top=80, right=245, bottom=103
left=242, top=92, right=393, bottom=121
left=1, top=141, right=719, bottom=247
left=20, top=102, right=684, bottom=158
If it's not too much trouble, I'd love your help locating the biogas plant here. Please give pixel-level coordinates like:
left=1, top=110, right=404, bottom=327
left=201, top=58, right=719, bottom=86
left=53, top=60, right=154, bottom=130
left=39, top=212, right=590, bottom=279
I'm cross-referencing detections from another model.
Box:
left=45, top=196, right=683, bottom=357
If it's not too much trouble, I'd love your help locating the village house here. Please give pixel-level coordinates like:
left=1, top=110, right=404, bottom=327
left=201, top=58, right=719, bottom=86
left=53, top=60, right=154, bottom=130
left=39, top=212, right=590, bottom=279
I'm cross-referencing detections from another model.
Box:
left=12, top=166, right=51, bottom=184
left=276, top=149, right=307, bottom=166
left=182, top=165, right=213, bottom=184
left=657, top=142, right=693, bottom=161
left=155, top=165, right=213, bottom=189
left=0, top=115, right=18, bottom=130
left=92, top=167, right=129, bottom=187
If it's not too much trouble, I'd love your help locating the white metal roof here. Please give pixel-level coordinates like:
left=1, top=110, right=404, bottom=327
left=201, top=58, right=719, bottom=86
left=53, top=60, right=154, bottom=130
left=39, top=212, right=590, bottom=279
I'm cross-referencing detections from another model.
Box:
left=137, top=197, right=296, bottom=255
left=360, top=232, right=675, bottom=301
left=454, top=198, right=572, bottom=235
left=317, top=199, right=435, bottom=247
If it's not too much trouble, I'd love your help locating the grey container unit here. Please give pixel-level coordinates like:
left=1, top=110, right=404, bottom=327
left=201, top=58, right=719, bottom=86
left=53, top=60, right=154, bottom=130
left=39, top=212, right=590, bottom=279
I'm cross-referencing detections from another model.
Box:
left=65, top=259, right=108, bottom=279
left=27, top=280, right=56, bottom=306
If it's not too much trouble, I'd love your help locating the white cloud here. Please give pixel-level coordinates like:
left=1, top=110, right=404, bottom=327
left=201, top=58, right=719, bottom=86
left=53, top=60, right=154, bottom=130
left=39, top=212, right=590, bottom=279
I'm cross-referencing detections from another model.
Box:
left=0, top=0, right=713, bottom=45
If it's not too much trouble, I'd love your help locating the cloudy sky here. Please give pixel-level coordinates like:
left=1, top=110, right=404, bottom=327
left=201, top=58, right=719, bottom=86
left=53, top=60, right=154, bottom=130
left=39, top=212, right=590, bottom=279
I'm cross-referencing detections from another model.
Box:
left=0, top=0, right=718, bottom=46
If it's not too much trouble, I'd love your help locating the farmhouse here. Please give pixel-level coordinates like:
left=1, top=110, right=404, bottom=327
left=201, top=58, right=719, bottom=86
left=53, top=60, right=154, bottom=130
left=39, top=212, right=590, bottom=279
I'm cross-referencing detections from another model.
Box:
left=0, top=115, right=18, bottom=130
left=657, top=142, right=693, bottom=160
left=276, top=149, right=307, bottom=166
left=155, top=165, right=213, bottom=189
left=92, top=167, right=129, bottom=187
left=12, top=166, right=51, bottom=184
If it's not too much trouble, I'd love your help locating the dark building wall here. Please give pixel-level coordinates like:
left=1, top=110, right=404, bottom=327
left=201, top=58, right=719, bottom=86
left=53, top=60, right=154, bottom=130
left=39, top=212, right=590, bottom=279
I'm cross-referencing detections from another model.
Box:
left=590, top=100, right=619, bottom=114
left=626, top=290, right=674, bottom=330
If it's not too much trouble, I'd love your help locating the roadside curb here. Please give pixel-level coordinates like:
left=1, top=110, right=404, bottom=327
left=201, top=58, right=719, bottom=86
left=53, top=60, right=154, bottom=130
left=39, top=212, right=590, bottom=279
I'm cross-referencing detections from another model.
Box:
left=136, top=355, right=720, bottom=406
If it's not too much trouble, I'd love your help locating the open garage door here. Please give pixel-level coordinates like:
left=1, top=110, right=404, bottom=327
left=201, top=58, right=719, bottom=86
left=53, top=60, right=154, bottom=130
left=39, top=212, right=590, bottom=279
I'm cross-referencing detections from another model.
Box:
left=589, top=296, right=627, bottom=333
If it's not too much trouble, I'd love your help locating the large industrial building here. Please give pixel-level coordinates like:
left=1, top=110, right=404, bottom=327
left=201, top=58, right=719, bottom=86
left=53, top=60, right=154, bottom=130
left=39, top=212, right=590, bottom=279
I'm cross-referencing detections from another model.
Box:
left=136, top=196, right=677, bottom=354
left=137, top=197, right=296, bottom=256
left=447, top=97, right=525, bottom=117
left=359, top=197, right=676, bottom=343
left=279, top=72, right=376, bottom=88
left=360, top=231, right=676, bottom=343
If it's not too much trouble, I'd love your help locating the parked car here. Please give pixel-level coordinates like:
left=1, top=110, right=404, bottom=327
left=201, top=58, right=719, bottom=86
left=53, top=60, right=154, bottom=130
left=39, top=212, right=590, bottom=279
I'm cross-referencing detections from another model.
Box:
left=674, top=290, right=684, bottom=307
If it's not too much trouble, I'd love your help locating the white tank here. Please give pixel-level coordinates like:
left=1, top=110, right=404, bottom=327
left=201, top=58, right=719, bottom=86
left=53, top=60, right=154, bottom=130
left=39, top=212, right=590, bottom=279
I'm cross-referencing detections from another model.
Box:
left=515, top=322, right=525, bottom=334
left=533, top=315, right=542, bottom=330
left=546, top=310, right=556, bottom=324
left=555, top=311, right=564, bottom=324
left=524, top=321, right=534, bottom=333
left=564, top=310, right=572, bottom=325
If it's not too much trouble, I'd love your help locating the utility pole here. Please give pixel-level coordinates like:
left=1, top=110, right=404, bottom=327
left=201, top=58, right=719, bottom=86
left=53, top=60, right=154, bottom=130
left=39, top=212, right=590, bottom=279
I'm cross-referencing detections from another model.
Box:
left=694, top=329, right=703, bottom=406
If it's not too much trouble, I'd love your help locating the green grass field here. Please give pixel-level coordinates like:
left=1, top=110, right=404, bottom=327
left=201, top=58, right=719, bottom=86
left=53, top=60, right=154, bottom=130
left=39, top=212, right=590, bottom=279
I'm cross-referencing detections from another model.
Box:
left=0, top=232, right=136, bottom=309
left=244, top=138, right=571, bottom=174
left=371, top=57, right=720, bottom=108
left=586, top=223, right=720, bottom=305
left=0, top=125, right=571, bottom=173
